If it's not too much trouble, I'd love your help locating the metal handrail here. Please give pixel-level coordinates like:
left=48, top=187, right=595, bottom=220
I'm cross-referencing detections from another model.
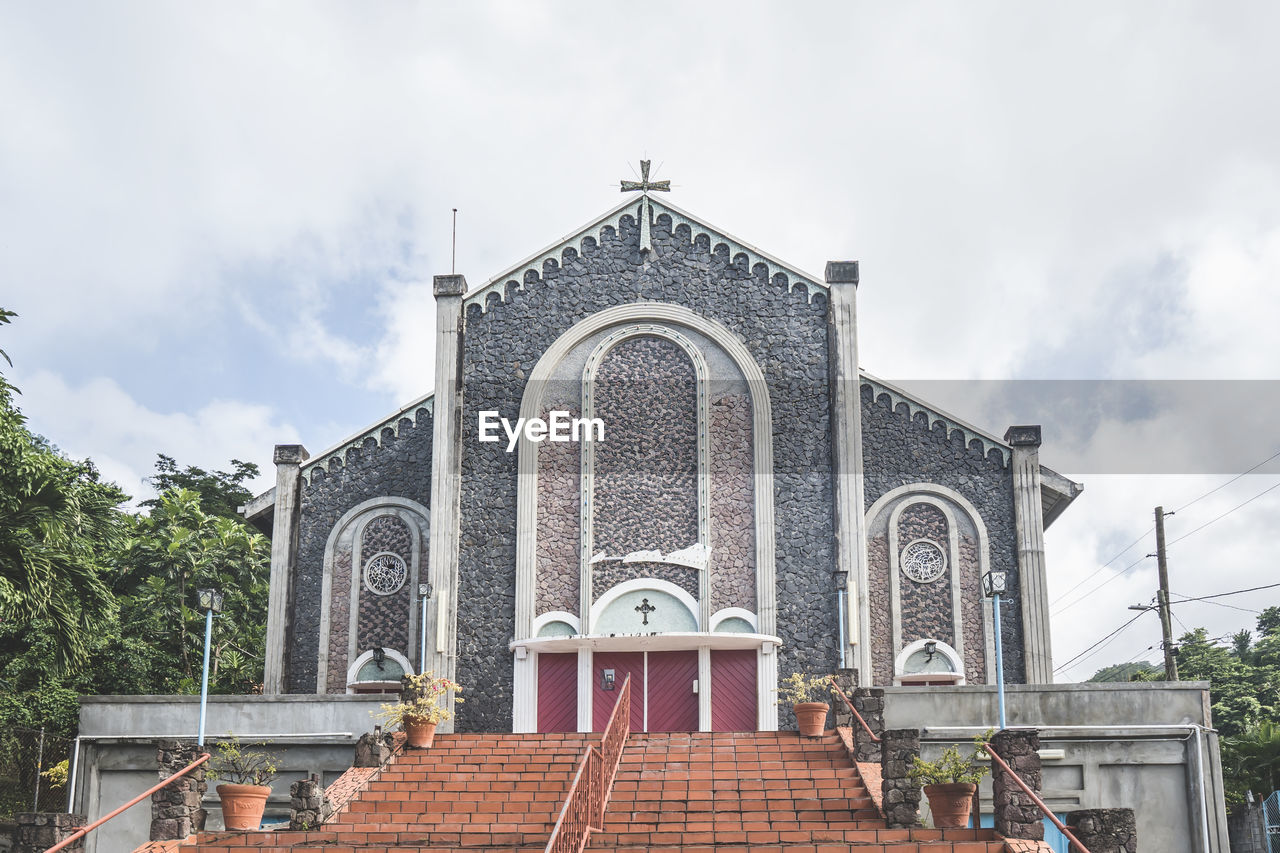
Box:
left=828, top=676, right=881, bottom=743
left=980, top=741, right=1091, bottom=853
left=544, top=675, right=632, bottom=853
left=595, top=675, right=631, bottom=825
left=45, top=752, right=211, bottom=853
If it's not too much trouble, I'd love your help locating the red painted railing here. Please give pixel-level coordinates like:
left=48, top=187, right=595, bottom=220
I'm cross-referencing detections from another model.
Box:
left=545, top=675, right=631, bottom=853
left=980, top=741, right=1091, bottom=853
left=828, top=676, right=881, bottom=743
left=45, top=752, right=211, bottom=853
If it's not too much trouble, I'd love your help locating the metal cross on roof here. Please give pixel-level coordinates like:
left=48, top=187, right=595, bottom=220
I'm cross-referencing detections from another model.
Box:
left=620, top=160, right=670, bottom=252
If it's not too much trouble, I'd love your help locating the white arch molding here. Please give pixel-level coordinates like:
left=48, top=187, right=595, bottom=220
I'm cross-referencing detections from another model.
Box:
left=533, top=611, right=582, bottom=636
left=316, top=496, right=431, bottom=693
left=580, top=324, right=711, bottom=631
left=864, top=483, right=996, bottom=686
left=893, top=638, right=965, bottom=685
left=346, top=647, right=414, bottom=693
left=589, top=577, right=701, bottom=631
left=709, top=607, right=759, bottom=632
left=512, top=302, right=778, bottom=733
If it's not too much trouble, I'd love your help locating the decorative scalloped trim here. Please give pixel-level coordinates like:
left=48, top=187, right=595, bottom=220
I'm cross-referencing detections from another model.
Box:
left=461, top=196, right=827, bottom=315
left=861, top=376, right=1011, bottom=466
left=301, top=394, right=434, bottom=485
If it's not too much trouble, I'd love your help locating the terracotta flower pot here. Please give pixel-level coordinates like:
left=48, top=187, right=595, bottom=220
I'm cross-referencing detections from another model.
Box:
left=404, top=717, right=438, bottom=748
left=217, top=783, right=270, bottom=831
left=793, top=702, right=830, bottom=737
left=923, top=782, right=977, bottom=828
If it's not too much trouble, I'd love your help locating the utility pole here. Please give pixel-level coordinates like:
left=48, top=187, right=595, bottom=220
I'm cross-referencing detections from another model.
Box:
left=1154, top=506, right=1179, bottom=681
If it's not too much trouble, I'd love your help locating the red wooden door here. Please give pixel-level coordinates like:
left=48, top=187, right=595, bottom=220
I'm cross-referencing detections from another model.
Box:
left=647, top=651, right=699, bottom=732
left=537, top=653, right=578, bottom=733
left=592, top=652, right=644, bottom=731
left=710, top=649, right=758, bottom=731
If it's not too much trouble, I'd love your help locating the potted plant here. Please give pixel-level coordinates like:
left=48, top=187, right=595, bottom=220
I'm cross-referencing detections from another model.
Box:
left=209, top=736, right=278, bottom=831
left=908, top=733, right=991, bottom=828
left=374, top=670, right=464, bottom=748
left=776, top=672, right=833, bottom=737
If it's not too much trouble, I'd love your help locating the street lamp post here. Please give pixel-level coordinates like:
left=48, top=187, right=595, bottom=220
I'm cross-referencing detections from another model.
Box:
left=196, top=588, right=224, bottom=746
left=982, top=570, right=1008, bottom=729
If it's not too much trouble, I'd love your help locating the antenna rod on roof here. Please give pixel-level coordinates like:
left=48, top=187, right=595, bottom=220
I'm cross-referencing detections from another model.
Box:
left=451, top=208, right=458, bottom=274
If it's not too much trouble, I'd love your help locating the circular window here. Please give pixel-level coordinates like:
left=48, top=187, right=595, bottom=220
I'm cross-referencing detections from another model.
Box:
left=900, top=539, right=946, bottom=584
left=363, top=552, right=408, bottom=595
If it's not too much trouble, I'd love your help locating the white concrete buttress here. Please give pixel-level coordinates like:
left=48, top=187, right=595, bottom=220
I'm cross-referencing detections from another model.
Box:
left=263, top=443, right=308, bottom=695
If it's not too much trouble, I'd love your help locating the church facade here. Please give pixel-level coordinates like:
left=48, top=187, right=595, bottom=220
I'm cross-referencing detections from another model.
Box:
left=242, top=183, right=1083, bottom=735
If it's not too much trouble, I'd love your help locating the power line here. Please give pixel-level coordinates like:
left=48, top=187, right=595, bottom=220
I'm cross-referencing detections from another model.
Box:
left=1168, top=481, right=1280, bottom=547
left=1171, top=448, right=1280, bottom=514
left=1054, top=611, right=1149, bottom=675
left=1050, top=449, right=1280, bottom=612
left=1052, top=553, right=1150, bottom=616
left=1050, top=527, right=1152, bottom=606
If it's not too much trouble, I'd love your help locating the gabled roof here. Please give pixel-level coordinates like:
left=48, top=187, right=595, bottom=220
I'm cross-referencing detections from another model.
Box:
left=860, top=373, right=1083, bottom=528
left=460, top=195, right=829, bottom=315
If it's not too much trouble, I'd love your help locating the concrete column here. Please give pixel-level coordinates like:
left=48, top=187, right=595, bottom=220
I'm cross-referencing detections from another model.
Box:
left=427, top=274, right=466, bottom=727
left=825, top=261, right=871, bottom=685
left=263, top=444, right=308, bottom=695
left=1005, top=425, right=1053, bottom=684
left=991, top=728, right=1043, bottom=841
left=150, top=740, right=207, bottom=842
left=880, top=728, right=921, bottom=829
left=289, top=776, right=329, bottom=830
left=1066, top=808, right=1137, bottom=852
left=14, top=813, right=86, bottom=853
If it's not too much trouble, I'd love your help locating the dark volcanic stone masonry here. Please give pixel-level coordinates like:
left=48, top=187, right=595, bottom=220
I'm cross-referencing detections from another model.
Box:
left=896, top=502, right=955, bottom=647
left=288, top=407, right=435, bottom=693
left=860, top=391, right=1024, bottom=682
left=456, top=213, right=836, bottom=730
left=592, top=335, right=699, bottom=555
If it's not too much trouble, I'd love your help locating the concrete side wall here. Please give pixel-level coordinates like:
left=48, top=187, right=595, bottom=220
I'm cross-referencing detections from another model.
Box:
left=882, top=682, right=1212, bottom=728
left=885, top=684, right=1228, bottom=853
left=75, top=696, right=386, bottom=853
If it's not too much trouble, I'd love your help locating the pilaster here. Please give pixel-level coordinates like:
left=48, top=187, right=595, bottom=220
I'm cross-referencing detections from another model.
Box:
left=150, top=739, right=207, bottom=842
left=264, top=443, right=308, bottom=695
left=427, top=273, right=467, bottom=728
left=880, top=728, right=921, bottom=829
left=825, top=261, right=871, bottom=685
left=1005, top=425, right=1052, bottom=683
left=991, top=728, right=1044, bottom=841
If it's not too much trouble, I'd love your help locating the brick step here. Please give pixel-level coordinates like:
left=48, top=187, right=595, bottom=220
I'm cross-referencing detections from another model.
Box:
left=191, top=829, right=558, bottom=847
left=599, top=840, right=1008, bottom=845
left=610, top=798, right=876, bottom=812
left=589, top=827, right=1005, bottom=847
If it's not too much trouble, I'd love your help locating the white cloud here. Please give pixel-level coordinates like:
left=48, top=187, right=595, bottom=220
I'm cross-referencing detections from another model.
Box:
left=17, top=370, right=298, bottom=506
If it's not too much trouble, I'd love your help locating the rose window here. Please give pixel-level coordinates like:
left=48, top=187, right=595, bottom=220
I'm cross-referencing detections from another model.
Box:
left=363, top=552, right=408, bottom=595
left=900, top=540, right=946, bottom=583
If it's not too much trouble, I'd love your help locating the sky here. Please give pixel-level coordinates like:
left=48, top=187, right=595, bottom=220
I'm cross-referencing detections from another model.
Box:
left=1, top=2, right=1277, bottom=682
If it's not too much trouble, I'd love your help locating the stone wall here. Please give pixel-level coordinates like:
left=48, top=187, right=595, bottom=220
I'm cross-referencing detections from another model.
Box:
left=287, top=407, right=434, bottom=693
left=455, top=212, right=836, bottom=731
left=149, top=740, right=206, bottom=841
left=1065, top=808, right=1136, bottom=852
left=880, top=728, right=921, bottom=829
left=991, top=728, right=1043, bottom=841
left=1227, top=802, right=1268, bottom=853
left=12, top=813, right=84, bottom=853
left=861, top=389, right=1023, bottom=682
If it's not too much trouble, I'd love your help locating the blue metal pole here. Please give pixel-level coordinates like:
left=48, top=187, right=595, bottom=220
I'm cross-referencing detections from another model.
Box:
left=198, top=607, right=213, bottom=746
left=993, top=592, right=1006, bottom=729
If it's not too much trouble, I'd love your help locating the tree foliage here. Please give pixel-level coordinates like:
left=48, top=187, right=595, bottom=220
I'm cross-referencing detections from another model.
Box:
left=0, top=310, right=128, bottom=668
left=1086, top=661, right=1162, bottom=683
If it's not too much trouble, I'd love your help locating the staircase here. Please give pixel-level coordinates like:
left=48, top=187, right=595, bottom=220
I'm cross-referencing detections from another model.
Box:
left=170, top=730, right=1008, bottom=853
left=590, top=731, right=1004, bottom=852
